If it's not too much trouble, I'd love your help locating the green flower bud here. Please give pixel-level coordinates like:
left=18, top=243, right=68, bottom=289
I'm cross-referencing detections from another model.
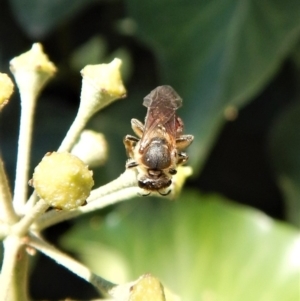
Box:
left=10, top=43, right=56, bottom=98
left=71, top=130, right=108, bottom=168
left=80, top=58, right=126, bottom=116
left=32, top=152, right=94, bottom=210
left=110, top=274, right=180, bottom=301
left=0, top=73, right=14, bottom=111
left=129, top=274, right=165, bottom=301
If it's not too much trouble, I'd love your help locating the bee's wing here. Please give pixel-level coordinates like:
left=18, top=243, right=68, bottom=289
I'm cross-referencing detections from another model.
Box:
left=139, top=107, right=177, bottom=151
left=139, top=85, right=182, bottom=151
left=143, top=85, right=182, bottom=109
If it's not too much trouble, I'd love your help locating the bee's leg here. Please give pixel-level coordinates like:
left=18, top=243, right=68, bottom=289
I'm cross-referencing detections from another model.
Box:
left=126, top=159, right=139, bottom=169
left=158, top=189, right=171, bottom=196
left=131, top=118, right=144, bottom=138
left=177, top=152, right=189, bottom=165
left=176, top=135, right=194, bottom=151
left=175, top=116, right=184, bottom=135
left=123, top=135, right=139, bottom=158
left=138, top=191, right=151, bottom=197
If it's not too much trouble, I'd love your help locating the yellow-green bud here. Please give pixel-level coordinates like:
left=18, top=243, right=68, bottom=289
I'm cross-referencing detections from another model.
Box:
left=80, top=58, right=126, bottom=116
left=0, top=73, right=14, bottom=110
left=110, top=274, right=180, bottom=301
left=129, top=274, right=165, bottom=301
left=71, top=130, right=108, bottom=168
left=10, top=43, right=56, bottom=97
left=32, top=152, right=94, bottom=210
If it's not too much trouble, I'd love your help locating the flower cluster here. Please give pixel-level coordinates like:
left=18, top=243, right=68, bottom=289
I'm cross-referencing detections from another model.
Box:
left=0, top=43, right=191, bottom=301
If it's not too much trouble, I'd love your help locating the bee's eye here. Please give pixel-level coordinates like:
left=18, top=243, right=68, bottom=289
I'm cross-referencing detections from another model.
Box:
left=138, top=180, right=147, bottom=188
left=169, top=168, right=177, bottom=175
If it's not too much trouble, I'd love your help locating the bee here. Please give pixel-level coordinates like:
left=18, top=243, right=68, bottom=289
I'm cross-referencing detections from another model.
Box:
left=123, top=85, right=194, bottom=196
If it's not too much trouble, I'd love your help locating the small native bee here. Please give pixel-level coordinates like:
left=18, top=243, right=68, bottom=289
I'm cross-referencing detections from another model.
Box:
left=123, top=85, right=194, bottom=196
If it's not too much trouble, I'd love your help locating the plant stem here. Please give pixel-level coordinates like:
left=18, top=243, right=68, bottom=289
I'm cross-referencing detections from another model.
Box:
left=89, top=168, right=138, bottom=198
left=33, top=186, right=140, bottom=231
left=26, top=234, right=116, bottom=294
left=23, top=190, right=39, bottom=213
left=0, top=222, right=10, bottom=239
left=58, top=109, right=91, bottom=152
left=13, top=90, right=37, bottom=215
left=32, top=169, right=138, bottom=230
left=0, top=159, right=18, bottom=223
left=0, top=236, right=29, bottom=301
left=12, top=199, right=49, bottom=237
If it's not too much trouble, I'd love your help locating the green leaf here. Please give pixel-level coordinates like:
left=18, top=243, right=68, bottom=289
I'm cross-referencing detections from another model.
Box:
left=62, top=191, right=300, bottom=301
left=269, top=101, right=300, bottom=227
left=125, top=0, right=300, bottom=171
left=9, top=0, right=94, bottom=38
left=69, top=35, right=108, bottom=72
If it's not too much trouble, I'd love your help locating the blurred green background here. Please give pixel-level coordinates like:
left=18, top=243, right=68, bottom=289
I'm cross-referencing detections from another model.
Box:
left=0, top=0, right=299, bottom=300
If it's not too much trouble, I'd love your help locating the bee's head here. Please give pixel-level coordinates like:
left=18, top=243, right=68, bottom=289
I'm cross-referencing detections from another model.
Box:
left=137, top=172, right=172, bottom=195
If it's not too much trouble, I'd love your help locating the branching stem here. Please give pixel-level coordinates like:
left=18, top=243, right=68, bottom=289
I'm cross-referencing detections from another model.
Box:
left=0, top=159, right=18, bottom=223
left=0, top=236, right=29, bottom=301
left=13, top=91, right=37, bottom=215
left=33, top=186, right=140, bottom=231
left=58, top=109, right=91, bottom=152
left=13, top=199, right=49, bottom=237
left=26, top=234, right=116, bottom=294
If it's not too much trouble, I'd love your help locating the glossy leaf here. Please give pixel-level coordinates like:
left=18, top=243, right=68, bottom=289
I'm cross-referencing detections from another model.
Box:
left=125, top=0, right=300, bottom=171
left=9, top=0, right=94, bottom=38
left=62, top=191, right=300, bottom=301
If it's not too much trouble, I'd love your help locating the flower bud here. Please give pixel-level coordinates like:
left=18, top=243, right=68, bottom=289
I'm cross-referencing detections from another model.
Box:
left=10, top=43, right=56, bottom=98
left=80, top=58, right=126, bottom=117
left=71, top=130, right=108, bottom=168
left=0, top=73, right=14, bottom=111
left=32, top=152, right=94, bottom=210
left=110, top=274, right=180, bottom=301
left=129, top=274, right=165, bottom=301
left=58, top=59, right=126, bottom=153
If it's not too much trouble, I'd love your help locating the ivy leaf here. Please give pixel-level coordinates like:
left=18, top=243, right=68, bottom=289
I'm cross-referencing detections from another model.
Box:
left=125, top=0, right=300, bottom=171
left=269, top=101, right=300, bottom=227
left=62, top=191, right=300, bottom=301
left=9, top=0, right=94, bottom=38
